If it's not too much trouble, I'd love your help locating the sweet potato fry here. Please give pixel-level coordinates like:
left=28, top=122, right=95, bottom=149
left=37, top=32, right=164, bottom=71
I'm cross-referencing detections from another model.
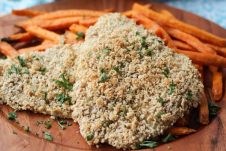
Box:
left=212, top=71, right=223, bottom=101
left=12, top=9, right=46, bottom=17
left=199, top=91, right=209, bottom=125
left=32, top=9, right=107, bottom=20
left=18, top=43, right=54, bottom=54
left=0, top=41, right=18, bottom=58
left=168, top=127, right=196, bottom=136
left=25, top=26, right=61, bottom=44
left=18, top=17, right=83, bottom=30
left=131, top=13, right=175, bottom=48
left=206, top=43, right=226, bottom=57
left=175, top=49, right=226, bottom=67
left=173, top=40, right=194, bottom=51
left=69, top=24, right=87, bottom=33
left=132, top=3, right=226, bottom=46
left=166, top=28, right=216, bottom=54
left=78, top=17, right=98, bottom=27
left=160, top=10, right=176, bottom=19
left=8, top=32, right=34, bottom=42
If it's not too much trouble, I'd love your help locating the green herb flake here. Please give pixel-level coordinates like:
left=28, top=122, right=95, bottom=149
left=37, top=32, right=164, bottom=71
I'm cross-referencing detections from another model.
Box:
left=112, top=66, right=121, bottom=74
left=54, top=73, right=73, bottom=90
left=56, top=93, right=71, bottom=104
left=98, top=69, right=109, bottom=83
left=139, top=141, right=158, bottom=149
left=162, top=134, right=175, bottom=143
left=39, top=67, right=47, bottom=75
left=17, top=56, right=26, bottom=67
left=8, top=112, right=17, bottom=120
left=102, top=48, right=110, bottom=54
left=44, top=120, right=52, bottom=129
left=44, top=132, right=53, bottom=141
left=141, top=36, right=147, bottom=48
left=156, top=111, right=165, bottom=118
left=7, top=64, right=20, bottom=75
left=119, top=106, right=127, bottom=116
left=186, top=90, right=193, bottom=100
left=57, top=121, right=66, bottom=130
left=23, top=68, right=30, bottom=74
left=157, top=97, right=167, bottom=105
left=35, top=120, right=43, bottom=126
left=163, top=66, right=170, bottom=78
left=146, top=48, right=152, bottom=56
left=208, top=102, right=220, bottom=118
left=76, top=32, right=85, bottom=40
left=86, top=132, right=94, bottom=141
left=169, top=81, right=176, bottom=95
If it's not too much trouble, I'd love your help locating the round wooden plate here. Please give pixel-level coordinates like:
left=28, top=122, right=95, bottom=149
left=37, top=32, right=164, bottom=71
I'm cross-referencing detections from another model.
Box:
left=0, top=0, right=226, bottom=151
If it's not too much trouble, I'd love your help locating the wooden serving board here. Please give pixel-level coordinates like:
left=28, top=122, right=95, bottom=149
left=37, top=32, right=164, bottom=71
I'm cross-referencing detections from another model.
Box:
left=0, top=0, right=226, bottom=151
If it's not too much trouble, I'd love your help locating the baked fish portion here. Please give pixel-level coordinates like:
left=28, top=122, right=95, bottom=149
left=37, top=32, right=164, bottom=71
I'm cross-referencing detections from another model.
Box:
left=71, top=13, right=204, bottom=149
left=0, top=44, right=78, bottom=118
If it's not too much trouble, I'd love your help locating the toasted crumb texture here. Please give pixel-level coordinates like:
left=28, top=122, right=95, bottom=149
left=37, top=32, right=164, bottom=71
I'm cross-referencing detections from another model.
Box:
left=0, top=44, right=78, bottom=118
left=71, top=13, right=204, bottom=149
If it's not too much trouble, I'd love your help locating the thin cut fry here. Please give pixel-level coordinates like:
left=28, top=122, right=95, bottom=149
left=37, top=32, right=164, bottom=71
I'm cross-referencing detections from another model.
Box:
left=8, top=32, right=34, bottom=42
left=131, top=12, right=175, bottom=48
left=0, top=41, right=18, bottom=58
left=206, top=43, right=226, bottom=57
left=78, top=17, right=98, bottom=27
left=25, top=26, right=61, bottom=44
left=69, top=24, right=87, bottom=33
left=168, top=127, right=196, bottom=136
left=18, top=43, right=54, bottom=54
left=132, top=3, right=226, bottom=46
left=173, top=40, right=194, bottom=51
left=212, top=71, right=223, bottom=101
left=175, top=49, right=226, bottom=67
left=166, top=28, right=216, bottom=54
left=199, top=92, right=209, bottom=125
left=160, top=10, right=176, bottom=19
left=18, top=17, right=83, bottom=30
left=12, top=9, right=46, bottom=17
left=32, top=9, right=107, bottom=20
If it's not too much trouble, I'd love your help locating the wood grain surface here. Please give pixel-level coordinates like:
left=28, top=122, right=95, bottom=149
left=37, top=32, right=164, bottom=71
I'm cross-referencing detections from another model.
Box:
left=0, top=0, right=226, bottom=151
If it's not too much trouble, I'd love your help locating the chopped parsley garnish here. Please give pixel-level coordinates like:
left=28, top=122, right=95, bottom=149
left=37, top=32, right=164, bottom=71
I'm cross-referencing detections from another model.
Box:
left=163, top=66, right=170, bottom=78
left=57, top=120, right=69, bottom=129
left=7, top=64, right=20, bottom=75
left=44, top=132, right=53, bottom=141
left=157, top=97, right=167, bottom=105
left=86, top=132, right=94, bottom=141
left=44, top=120, right=52, bottom=129
left=138, top=141, right=158, bottom=148
left=112, top=66, right=121, bottom=74
left=76, top=32, right=85, bottom=40
left=23, top=68, right=30, bottom=74
left=43, top=92, right=48, bottom=102
left=141, top=36, right=148, bottom=49
left=146, top=48, right=152, bottom=56
left=186, top=90, right=193, bottom=100
left=102, top=48, right=110, bottom=54
left=56, top=93, right=71, bottom=104
left=162, top=134, right=175, bottom=143
left=119, top=106, right=127, bottom=116
left=54, top=73, right=73, bottom=90
left=169, top=81, right=176, bottom=95
left=23, top=126, right=30, bottom=132
left=208, top=101, right=220, bottom=118
left=98, top=69, right=109, bottom=83
left=17, top=56, right=26, bottom=67
left=39, top=67, right=47, bottom=75
left=156, top=111, right=165, bottom=118
left=8, top=112, right=17, bottom=120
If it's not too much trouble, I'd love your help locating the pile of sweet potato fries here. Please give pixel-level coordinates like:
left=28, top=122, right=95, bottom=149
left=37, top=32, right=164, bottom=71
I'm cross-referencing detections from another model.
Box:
left=0, top=3, right=225, bottom=136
